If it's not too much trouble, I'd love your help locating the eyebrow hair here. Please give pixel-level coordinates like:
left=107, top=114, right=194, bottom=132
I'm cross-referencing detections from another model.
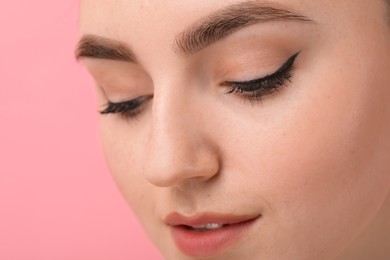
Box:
left=174, top=1, right=312, bottom=54
left=75, top=34, right=136, bottom=62
left=75, top=1, right=312, bottom=61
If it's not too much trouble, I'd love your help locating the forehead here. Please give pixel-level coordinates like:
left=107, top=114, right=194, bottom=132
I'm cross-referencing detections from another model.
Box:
left=78, top=0, right=327, bottom=38
left=81, top=1, right=304, bottom=48
left=79, top=0, right=207, bottom=41
left=78, top=0, right=382, bottom=63
left=80, top=0, right=372, bottom=41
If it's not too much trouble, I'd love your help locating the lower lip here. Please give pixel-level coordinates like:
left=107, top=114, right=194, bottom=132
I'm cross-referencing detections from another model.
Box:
left=170, top=218, right=258, bottom=257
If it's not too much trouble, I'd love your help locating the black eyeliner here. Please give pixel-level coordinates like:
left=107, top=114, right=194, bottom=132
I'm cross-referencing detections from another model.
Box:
left=99, top=51, right=301, bottom=118
left=224, top=51, right=300, bottom=90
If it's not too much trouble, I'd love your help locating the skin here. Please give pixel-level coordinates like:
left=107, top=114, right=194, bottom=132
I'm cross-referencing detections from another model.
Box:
left=78, top=0, right=390, bottom=259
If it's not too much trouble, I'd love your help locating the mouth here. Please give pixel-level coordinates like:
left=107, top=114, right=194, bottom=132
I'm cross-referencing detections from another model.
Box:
left=183, top=223, right=227, bottom=231
left=165, top=212, right=261, bottom=257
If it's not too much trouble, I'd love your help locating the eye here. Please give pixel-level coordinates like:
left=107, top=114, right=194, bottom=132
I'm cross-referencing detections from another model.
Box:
left=100, top=95, right=152, bottom=119
left=100, top=52, right=300, bottom=119
left=222, top=51, right=300, bottom=102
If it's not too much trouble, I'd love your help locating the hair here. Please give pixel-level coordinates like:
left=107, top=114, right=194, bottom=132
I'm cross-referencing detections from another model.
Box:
left=388, top=3, right=390, bottom=26
left=385, top=0, right=390, bottom=25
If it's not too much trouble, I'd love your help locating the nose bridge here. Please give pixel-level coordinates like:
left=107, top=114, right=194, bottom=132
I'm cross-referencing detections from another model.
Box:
left=143, top=80, right=219, bottom=187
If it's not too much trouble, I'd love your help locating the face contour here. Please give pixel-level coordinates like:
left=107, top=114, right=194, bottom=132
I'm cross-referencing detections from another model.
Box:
left=78, top=0, right=390, bottom=259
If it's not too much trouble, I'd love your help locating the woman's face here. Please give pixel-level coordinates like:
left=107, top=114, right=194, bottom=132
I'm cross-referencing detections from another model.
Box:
left=78, top=0, right=390, bottom=259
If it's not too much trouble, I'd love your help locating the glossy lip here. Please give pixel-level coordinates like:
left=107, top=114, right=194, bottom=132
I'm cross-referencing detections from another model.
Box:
left=165, top=212, right=261, bottom=257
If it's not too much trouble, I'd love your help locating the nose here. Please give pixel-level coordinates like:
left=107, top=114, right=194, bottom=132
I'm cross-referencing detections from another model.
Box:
left=143, top=88, right=220, bottom=188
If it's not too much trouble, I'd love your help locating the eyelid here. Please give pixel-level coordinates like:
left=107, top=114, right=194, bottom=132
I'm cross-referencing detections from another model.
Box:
left=99, top=51, right=300, bottom=118
left=223, top=51, right=300, bottom=87
left=221, top=51, right=300, bottom=103
left=100, top=96, right=151, bottom=116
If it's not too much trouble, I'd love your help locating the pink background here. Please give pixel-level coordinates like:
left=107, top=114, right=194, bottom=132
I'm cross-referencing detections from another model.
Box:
left=0, top=1, right=161, bottom=259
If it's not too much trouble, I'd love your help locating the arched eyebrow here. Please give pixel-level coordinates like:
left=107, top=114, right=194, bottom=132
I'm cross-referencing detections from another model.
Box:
left=75, top=1, right=312, bottom=61
left=75, top=35, right=137, bottom=62
left=174, top=2, right=312, bottom=54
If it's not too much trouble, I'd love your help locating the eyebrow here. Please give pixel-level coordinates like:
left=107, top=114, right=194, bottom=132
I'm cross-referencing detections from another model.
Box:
left=75, top=1, right=312, bottom=61
left=175, top=2, right=312, bottom=54
left=75, top=35, right=136, bottom=62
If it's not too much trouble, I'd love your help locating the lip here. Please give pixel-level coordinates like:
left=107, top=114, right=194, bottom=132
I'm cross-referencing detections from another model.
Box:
left=165, top=212, right=261, bottom=257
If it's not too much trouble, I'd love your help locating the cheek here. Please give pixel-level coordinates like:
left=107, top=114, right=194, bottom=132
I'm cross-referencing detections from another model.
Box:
left=99, top=120, right=156, bottom=221
left=224, top=50, right=390, bottom=255
left=100, top=125, right=174, bottom=254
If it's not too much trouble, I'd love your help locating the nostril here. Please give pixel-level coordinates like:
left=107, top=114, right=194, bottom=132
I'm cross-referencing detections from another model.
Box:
left=143, top=105, right=220, bottom=187
left=142, top=145, right=220, bottom=187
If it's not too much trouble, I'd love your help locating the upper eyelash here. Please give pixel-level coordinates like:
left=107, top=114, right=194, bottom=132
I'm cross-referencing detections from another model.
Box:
left=223, top=51, right=300, bottom=100
left=100, top=96, right=149, bottom=118
left=100, top=51, right=300, bottom=118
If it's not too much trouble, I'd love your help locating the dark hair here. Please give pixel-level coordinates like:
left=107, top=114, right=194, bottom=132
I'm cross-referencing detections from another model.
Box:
left=385, top=0, right=390, bottom=24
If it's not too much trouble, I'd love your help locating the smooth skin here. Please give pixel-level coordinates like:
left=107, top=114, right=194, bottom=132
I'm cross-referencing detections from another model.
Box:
left=78, top=0, right=390, bottom=259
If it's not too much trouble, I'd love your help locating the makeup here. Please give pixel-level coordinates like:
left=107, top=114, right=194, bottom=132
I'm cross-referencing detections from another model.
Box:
left=99, top=52, right=300, bottom=119
left=223, top=51, right=300, bottom=101
left=165, top=212, right=261, bottom=257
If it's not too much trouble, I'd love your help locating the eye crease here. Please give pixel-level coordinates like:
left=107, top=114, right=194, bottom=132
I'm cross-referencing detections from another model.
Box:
left=99, top=51, right=300, bottom=119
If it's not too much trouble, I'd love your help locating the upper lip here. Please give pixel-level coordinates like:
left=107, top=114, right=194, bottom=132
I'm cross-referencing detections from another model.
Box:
left=164, top=212, right=261, bottom=227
